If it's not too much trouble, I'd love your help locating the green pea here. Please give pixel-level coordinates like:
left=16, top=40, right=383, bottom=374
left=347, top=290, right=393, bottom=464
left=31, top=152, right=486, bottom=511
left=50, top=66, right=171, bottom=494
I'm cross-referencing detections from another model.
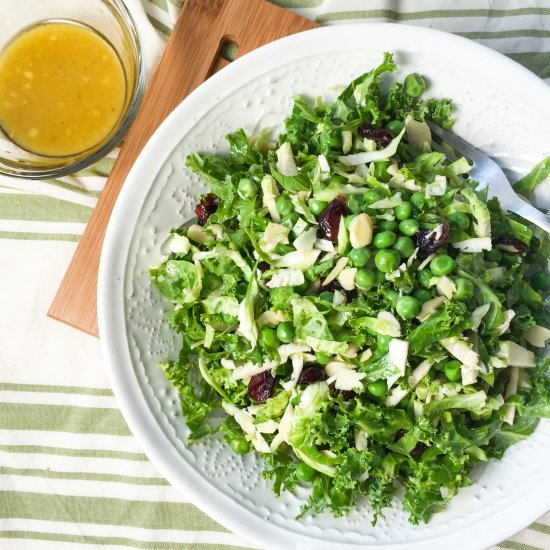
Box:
left=531, top=270, right=550, bottom=291
left=277, top=322, right=295, bottom=344
left=275, top=243, right=294, bottom=255
left=373, top=230, right=397, bottom=249
left=374, top=249, right=400, bottom=272
left=430, top=254, right=456, bottom=276
left=485, top=248, right=502, bottom=263
left=378, top=219, right=398, bottom=232
left=315, top=352, right=331, bottom=365
left=296, top=462, right=316, bottom=483
left=237, top=178, right=257, bottom=199
left=386, top=289, right=399, bottom=308
left=394, top=236, right=415, bottom=259
left=454, top=277, right=475, bottom=301
left=345, top=214, right=356, bottom=230
left=367, top=380, right=387, bottom=397
left=374, top=160, right=390, bottom=181
left=348, top=194, right=365, bottom=214
left=444, top=360, right=461, bottom=382
left=355, top=268, right=376, bottom=290
left=260, top=327, right=279, bottom=348
left=396, top=296, right=422, bottom=320
left=375, top=269, right=386, bottom=284
left=413, top=288, right=432, bottom=303
left=398, top=218, right=419, bottom=236
left=319, top=291, right=334, bottom=303
left=404, top=73, right=426, bottom=98
left=410, top=191, right=426, bottom=212
left=276, top=195, right=293, bottom=216
left=394, top=201, right=412, bottom=220
left=417, top=268, right=433, bottom=288
left=363, top=188, right=386, bottom=205
left=386, top=119, right=404, bottom=135
left=447, top=212, right=470, bottom=231
left=348, top=247, right=371, bottom=267
left=230, top=438, right=250, bottom=454
left=308, top=198, right=327, bottom=216
left=252, top=217, right=267, bottom=231
left=377, top=334, right=392, bottom=353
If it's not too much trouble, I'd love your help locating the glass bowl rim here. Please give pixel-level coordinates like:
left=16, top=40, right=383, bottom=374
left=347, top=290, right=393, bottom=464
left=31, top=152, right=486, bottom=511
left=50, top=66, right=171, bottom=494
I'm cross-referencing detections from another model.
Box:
left=0, top=0, right=147, bottom=180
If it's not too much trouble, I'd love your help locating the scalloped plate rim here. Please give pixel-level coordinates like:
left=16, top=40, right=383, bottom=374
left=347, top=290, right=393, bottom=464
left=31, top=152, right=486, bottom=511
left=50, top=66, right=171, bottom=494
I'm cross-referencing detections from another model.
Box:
left=98, top=23, right=550, bottom=550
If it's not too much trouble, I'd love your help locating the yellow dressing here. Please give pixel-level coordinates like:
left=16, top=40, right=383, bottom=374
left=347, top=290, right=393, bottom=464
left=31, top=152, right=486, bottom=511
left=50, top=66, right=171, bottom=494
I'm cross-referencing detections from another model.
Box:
left=0, top=21, right=126, bottom=157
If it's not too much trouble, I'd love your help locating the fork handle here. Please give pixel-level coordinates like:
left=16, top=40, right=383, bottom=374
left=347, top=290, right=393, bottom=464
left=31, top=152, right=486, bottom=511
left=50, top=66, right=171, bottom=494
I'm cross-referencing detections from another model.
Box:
left=509, top=199, right=550, bottom=234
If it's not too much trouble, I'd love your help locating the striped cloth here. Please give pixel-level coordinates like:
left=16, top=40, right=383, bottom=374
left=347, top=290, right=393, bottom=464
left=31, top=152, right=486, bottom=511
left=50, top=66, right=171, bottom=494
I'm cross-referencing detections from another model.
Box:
left=1, top=1, right=549, bottom=548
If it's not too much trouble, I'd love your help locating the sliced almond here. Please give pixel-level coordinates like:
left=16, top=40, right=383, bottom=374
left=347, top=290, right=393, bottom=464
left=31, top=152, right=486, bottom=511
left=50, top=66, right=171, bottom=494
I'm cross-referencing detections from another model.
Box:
left=349, top=213, right=373, bottom=249
left=337, top=267, right=357, bottom=291
left=187, top=224, right=210, bottom=244
left=322, top=256, right=348, bottom=286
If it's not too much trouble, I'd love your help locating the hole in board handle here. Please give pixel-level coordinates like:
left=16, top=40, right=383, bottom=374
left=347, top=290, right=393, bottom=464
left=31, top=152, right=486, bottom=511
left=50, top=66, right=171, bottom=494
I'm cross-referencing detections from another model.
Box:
left=219, top=38, right=239, bottom=62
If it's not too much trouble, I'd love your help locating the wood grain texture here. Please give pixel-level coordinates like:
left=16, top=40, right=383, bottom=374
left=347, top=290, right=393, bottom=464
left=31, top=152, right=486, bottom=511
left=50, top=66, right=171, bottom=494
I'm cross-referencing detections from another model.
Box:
left=48, top=0, right=318, bottom=337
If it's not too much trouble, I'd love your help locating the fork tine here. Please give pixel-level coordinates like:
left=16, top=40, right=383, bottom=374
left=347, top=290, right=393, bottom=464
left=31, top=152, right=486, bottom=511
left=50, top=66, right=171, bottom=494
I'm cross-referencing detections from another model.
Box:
left=426, top=120, right=485, bottom=164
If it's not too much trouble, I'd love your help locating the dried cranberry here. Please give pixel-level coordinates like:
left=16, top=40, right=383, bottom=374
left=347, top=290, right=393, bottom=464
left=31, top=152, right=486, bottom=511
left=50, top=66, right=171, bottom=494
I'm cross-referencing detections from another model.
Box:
left=331, top=388, right=355, bottom=400
left=494, top=236, right=529, bottom=256
left=416, top=220, right=449, bottom=258
left=317, top=278, right=355, bottom=302
left=410, top=442, right=427, bottom=459
left=258, top=261, right=270, bottom=272
left=195, top=193, right=219, bottom=225
left=248, top=371, right=276, bottom=403
left=357, top=124, right=394, bottom=147
left=318, top=196, right=350, bottom=242
left=394, top=429, right=407, bottom=442
left=319, top=277, right=344, bottom=292
left=298, top=366, right=326, bottom=385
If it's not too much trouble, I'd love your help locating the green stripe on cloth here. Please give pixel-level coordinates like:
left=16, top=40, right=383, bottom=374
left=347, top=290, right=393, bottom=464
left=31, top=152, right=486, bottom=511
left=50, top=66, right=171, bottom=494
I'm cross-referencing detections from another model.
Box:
left=0, top=194, right=92, bottom=223
left=270, top=0, right=324, bottom=8
left=0, top=231, right=81, bottom=241
left=460, top=29, right=550, bottom=39
left=0, top=445, right=148, bottom=462
left=0, top=466, right=169, bottom=486
left=148, top=0, right=168, bottom=10
left=0, top=532, right=249, bottom=550
left=507, top=52, right=550, bottom=79
left=71, top=155, right=116, bottom=178
left=0, top=403, right=131, bottom=435
left=499, top=542, right=541, bottom=550
left=531, top=522, right=550, bottom=535
left=0, top=383, right=113, bottom=396
left=315, top=7, right=550, bottom=23
left=0, top=492, right=226, bottom=531
left=148, top=15, right=172, bottom=36
left=45, top=178, right=102, bottom=198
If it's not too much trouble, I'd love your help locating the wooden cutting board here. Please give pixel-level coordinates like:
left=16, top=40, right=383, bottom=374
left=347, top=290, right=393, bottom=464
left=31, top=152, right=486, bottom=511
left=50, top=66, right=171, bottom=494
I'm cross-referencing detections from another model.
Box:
left=48, top=0, right=318, bottom=337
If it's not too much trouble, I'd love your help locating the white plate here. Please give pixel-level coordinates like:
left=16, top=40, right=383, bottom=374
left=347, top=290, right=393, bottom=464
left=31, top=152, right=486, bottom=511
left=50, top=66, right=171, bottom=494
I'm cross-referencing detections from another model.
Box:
left=98, top=24, right=550, bottom=550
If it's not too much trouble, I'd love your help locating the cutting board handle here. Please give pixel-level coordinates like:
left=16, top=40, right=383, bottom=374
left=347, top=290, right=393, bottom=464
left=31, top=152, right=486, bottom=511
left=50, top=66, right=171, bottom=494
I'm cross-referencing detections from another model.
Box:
left=48, top=0, right=318, bottom=336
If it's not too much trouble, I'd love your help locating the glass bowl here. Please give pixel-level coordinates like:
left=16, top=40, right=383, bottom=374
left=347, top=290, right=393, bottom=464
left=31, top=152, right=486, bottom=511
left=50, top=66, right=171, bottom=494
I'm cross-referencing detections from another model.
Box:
left=0, top=0, right=145, bottom=179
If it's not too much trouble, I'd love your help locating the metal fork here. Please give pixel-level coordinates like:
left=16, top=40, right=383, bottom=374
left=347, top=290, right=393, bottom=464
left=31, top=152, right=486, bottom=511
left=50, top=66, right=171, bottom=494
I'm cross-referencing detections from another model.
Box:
left=426, top=120, right=550, bottom=234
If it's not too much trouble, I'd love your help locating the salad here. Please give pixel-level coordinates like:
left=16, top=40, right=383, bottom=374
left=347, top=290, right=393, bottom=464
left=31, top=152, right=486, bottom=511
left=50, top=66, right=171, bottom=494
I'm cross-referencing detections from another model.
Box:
left=150, top=53, right=550, bottom=524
